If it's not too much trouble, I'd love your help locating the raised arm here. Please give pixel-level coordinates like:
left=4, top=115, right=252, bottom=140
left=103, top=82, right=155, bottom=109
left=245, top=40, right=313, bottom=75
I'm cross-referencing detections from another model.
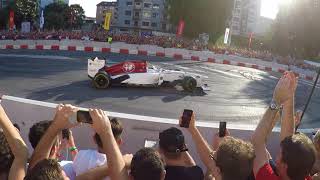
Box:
left=90, top=109, right=128, bottom=180
left=280, top=72, right=297, bottom=141
left=252, top=73, right=293, bottom=175
left=29, top=104, right=77, bottom=169
left=0, top=105, right=28, bottom=180
left=187, top=113, right=216, bottom=171
left=75, top=164, right=109, bottom=180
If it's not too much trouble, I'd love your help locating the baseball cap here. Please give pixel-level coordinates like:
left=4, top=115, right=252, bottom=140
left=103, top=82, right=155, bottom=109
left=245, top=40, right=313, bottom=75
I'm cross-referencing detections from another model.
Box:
left=159, top=127, right=188, bottom=153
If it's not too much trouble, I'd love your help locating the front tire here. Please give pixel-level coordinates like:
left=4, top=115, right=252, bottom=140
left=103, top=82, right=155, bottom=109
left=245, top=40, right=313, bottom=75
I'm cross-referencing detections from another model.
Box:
left=182, top=76, right=197, bottom=92
left=93, top=72, right=111, bottom=89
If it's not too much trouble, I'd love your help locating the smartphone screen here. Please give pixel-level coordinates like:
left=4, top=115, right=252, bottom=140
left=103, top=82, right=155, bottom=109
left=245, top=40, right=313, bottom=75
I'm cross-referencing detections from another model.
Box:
left=144, top=139, right=157, bottom=148
left=62, top=129, right=70, bottom=140
left=180, top=109, right=193, bottom=128
left=219, top=122, right=227, bottom=137
left=77, top=110, right=92, bottom=124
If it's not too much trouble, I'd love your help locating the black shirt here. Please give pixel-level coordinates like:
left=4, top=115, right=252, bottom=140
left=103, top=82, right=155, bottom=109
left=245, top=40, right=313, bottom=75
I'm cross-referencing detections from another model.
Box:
left=165, top=165, right=204, bottom=180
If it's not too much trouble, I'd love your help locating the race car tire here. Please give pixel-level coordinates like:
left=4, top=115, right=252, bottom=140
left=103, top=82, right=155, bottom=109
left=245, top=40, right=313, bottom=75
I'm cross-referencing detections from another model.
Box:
left=93, top=72, right=111, bottom=89
left=182, top=76, right=197, bottom=92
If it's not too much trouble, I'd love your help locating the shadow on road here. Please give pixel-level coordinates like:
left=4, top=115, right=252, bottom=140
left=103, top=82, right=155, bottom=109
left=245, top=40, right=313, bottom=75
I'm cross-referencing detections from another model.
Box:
left=26, top=80, right=207, bottom=104
left=238, top=71, right=320, bottom=129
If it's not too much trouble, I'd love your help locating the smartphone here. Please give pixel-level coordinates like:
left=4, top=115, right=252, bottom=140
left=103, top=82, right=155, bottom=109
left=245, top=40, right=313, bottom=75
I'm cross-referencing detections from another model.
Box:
left=77, top=110, right=92, bottom=124
left=62, top=129, right=70, bottom=140
left=180, top=109, right=193, bottom=128
left=144, top=139, right=157, bottom=148
left=219, top=122, right=227, bottom=137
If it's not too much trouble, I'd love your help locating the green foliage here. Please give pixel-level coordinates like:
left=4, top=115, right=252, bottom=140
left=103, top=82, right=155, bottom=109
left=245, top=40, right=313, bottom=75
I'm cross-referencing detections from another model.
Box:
left=16, top=0, right=39, bottom=22
left=44, top=3, right=85, bottom=30
left=167, top=0, right=234, bottom=43
left=69, top=4, right=85, bottom=29
left=44, top=2, right=70, bottom=30
left=271, top=0, right=320, bottom=59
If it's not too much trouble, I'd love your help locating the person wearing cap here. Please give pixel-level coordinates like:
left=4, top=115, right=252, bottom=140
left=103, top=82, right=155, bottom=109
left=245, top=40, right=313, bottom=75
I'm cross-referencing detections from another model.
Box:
left=159, top=127, right=204, bottom=180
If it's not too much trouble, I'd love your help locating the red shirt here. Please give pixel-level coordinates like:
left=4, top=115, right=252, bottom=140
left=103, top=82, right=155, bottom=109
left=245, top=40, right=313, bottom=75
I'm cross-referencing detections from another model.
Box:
left=256, top=163, right=312, bottom=180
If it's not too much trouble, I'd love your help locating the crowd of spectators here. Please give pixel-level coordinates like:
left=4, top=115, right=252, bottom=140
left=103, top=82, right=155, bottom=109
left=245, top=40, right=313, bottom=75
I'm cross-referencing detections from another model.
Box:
left=0, top=30, right=319, bottom=71
left=0, top=30, right=317, bottom=70
left=0, top=71, right=319, bottom=180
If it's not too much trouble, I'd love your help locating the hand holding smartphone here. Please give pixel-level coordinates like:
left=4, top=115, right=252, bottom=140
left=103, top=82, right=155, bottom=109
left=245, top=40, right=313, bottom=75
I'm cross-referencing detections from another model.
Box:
left=77, top=110, right=93, bottom=124
left=219, top=122, right=227, bottom=137
left=180, top=109, right=193, bottom=128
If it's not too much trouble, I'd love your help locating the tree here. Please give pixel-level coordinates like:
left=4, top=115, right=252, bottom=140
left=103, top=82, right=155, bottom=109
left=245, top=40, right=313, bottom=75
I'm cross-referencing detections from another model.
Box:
left=166, top=0, right=234, bottom=43
left=44, top=2, right=69, bottom=30
left=271, top=0, right=320, bottom=59
left=16, top=0, right=39, bottom=23
left=68, top=4, right=85, bottom=29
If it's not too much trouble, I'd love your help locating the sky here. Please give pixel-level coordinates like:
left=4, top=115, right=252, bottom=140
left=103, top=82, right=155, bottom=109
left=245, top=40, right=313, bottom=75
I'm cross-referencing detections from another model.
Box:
left=69, top=0, right=282, bottom=19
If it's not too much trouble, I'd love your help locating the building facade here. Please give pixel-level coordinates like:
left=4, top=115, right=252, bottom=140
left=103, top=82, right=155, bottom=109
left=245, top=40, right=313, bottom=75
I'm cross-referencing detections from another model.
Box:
left=230, top=0, right=261, bottom=36
left=40, top=0, right=69, bottom=8
left=96, top=1, right=118, bottom=26
left=0, top=0, right=11, bottom=8
left=115, top=0, right=168, bottom=32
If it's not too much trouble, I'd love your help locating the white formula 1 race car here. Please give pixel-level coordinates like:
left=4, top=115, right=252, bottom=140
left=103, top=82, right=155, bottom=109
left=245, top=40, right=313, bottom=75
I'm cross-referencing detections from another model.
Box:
left=88, top=57, right=209, bottom=92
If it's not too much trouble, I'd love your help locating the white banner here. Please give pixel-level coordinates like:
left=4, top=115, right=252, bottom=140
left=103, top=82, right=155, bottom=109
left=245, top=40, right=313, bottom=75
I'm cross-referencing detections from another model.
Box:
left=40, top=10, right=44, bottom=29
left=21, top=22, right=31, bottom=33
left=224, top=28, right=230, bottom=44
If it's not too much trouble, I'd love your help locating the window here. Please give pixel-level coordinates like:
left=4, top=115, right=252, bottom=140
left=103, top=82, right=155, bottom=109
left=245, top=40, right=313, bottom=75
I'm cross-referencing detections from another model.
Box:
left=151, top=22, right=157, bottom=27
left=152, top=13, right=158, bottom=18
left=135, top=12, right=140, bottom=17
left=125, top=10, right=132, bottom=16
left=135, top=2, right=141, bottom=6
left=142, top=21, right=150, bottom=26
left=125, top=20, right=131, bottom=25
left=144, top=3, right=151, bottom=8
left=162, top=23, right=166, bottom=30
left=232, top=26, right=239, bottom=31
left=233, top=17, right=240, bottom=22
left=126, top=1, right=133, bottom=6
left=134, top=21, right=138, bottom=26
left=143, top=11, right=151, bottom=18
left=153, top=4, right=160, bottom=9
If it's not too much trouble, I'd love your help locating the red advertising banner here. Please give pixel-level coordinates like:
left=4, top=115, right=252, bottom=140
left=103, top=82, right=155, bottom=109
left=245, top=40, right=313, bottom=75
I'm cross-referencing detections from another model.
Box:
left=176, top=20, right=185, bottom=37
left=9, top=10, right=14, bottom=30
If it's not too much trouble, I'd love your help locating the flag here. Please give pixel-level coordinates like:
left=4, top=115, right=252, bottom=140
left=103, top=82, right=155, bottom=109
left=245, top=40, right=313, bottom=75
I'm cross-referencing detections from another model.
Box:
left=176, top=20, right=185, bottom=37
left=40, top=10, right=44, bottom=29
left=103, top=12, right=112, bottom=30
left=9, top=10, right=14, bottom=30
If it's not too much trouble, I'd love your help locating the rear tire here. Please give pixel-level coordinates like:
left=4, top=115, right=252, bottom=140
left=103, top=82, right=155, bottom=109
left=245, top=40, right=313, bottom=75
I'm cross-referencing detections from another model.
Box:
left=182, top=76, right=197, bottom=92
left=93, top=72, right=111, bottom=89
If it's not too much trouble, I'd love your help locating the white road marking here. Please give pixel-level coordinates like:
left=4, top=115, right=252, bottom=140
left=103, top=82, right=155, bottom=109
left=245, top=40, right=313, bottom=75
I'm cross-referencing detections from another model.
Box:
left=174, top=65, right=190, bottom=70
left=199, top=66, right=244, bottom=78
left=1, top=95, right=315, bottom=133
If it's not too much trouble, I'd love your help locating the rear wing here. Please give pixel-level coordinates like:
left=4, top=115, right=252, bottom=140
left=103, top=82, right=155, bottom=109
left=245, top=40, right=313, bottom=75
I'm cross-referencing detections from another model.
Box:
left=88, top=58, right=106, bottom=78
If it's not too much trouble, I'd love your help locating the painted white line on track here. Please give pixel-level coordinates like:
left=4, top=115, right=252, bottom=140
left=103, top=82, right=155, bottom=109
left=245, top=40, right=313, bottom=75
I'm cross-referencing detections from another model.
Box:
left=0, top=54, right=75, bottom=60
left=174, top=65, right=190, bottom=70
left=1, top=95, right=316, bottom=133
left=199, top=66, right=244, bottom=78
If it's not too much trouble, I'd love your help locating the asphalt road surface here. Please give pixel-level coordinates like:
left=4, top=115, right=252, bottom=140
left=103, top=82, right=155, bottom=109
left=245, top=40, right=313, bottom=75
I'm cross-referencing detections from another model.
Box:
left=0, top=49, right=319, bottom=129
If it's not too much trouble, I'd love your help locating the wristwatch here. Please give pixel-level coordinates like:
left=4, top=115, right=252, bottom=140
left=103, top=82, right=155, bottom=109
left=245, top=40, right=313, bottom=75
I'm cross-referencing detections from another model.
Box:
left=269, top=99, right=281, bottom=111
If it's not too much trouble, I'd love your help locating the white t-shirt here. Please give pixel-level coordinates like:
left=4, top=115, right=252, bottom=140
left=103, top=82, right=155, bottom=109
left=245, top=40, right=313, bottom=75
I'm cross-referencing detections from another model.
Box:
left=59, top=161, right=76, bottom=180
left=73, top=149, right=109, bottom=180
